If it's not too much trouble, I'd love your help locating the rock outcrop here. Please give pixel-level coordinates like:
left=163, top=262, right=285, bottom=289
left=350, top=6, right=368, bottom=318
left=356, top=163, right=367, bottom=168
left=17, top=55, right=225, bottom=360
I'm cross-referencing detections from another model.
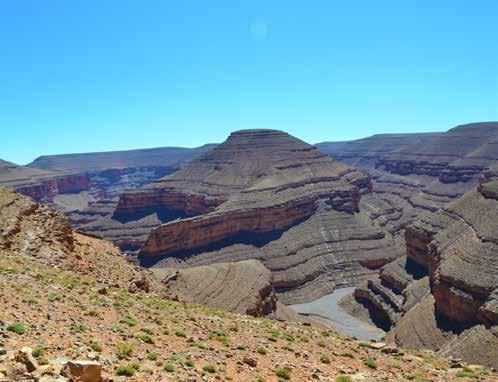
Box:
left=351, top=181, right=498, bottom=368
left=24, top=145, right=215, bottom=248
left=317, top=122, right=498, bottom=236
left=112, top=129, right=400, bottom=303
left=0, top=159, right=90, bottom=202
left=152, top=260, right=277, bottom=316
left=0, top=186, right=155, bottom=288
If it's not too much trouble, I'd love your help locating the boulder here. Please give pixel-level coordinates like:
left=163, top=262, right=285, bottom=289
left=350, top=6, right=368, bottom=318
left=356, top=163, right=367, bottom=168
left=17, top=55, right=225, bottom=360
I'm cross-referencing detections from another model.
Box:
left=62, top=360, right=102, bottom=382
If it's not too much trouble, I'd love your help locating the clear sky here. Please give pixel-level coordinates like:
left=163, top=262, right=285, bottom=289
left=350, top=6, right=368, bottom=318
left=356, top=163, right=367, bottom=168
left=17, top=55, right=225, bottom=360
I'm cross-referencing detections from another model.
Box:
left=1, top=1, right=497, bottom=164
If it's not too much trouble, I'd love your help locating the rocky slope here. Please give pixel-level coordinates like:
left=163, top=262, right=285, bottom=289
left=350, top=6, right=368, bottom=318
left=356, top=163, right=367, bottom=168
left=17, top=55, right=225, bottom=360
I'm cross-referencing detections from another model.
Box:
left=1, top=188, right=493, bottom=382
left=112, top=129, right=401, bottom=304
left=348, top=181, right=498, bottom=368
left=152, top=260, right=277, bottom=316
left=317, top=122, right=498, bottom=236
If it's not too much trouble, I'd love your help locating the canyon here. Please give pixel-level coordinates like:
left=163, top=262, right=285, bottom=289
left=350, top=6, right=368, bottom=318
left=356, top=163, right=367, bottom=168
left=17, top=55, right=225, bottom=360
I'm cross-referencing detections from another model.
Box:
left=2, top=122, right=497, bottom=372
left=316, top=123, right=498, bottom=368
left=117, top=129, right=401, bottom=304
left=317, top=122, right=498, bottom=236
left=0, top=145, right=215, bottom=251
left=1, top=189, right=476, bottom=381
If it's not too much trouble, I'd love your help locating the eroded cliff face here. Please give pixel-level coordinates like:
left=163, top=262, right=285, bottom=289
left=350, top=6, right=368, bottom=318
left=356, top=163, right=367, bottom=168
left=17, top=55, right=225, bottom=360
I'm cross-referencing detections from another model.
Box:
left=116, top=129, right=401, bottom=303
left=0, top=159, right=90, bottom=203
left=317, top=122, right=498, bottom=237
left=351, top=181, right=498, bottom=368
left=15, top=173, right=90, bottom=202
left=24, top=146, right=216, bottom=248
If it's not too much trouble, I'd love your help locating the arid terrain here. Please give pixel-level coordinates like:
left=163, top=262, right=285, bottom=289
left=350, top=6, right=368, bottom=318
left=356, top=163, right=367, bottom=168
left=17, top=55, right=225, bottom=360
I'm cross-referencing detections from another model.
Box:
left=3, top=187, right=494, bottom=381
left=1, top=124, right=497, bottom=381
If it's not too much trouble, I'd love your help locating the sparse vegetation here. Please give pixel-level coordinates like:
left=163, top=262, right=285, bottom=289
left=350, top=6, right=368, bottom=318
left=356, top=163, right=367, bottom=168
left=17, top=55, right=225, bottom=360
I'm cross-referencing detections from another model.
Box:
left=90, top=341, right=103, bottom=352
left=202, top=364, right=216, bottom=373
left=115, top=342, right=134, bottom=360
left=164, top=363, right=176, bottom=372
left=364, top=358, right=378, bottom=369
left=32, top=347, right=45, bottom=358
left=116, top=364, right=136, bottom=376
left=257, top=347, right=267, bottom=355
left=335, top=376, right=352, bottom=382
left=275, top=367, right=291, bottom=380
left=7, top=322, right=26, bottom=335
left=147, top=351, right=158, bottom=361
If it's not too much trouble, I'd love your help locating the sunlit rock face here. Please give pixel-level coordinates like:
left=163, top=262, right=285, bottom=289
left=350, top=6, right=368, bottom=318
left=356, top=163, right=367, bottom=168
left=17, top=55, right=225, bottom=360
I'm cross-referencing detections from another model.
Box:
left=112, top=129, right=400, bottom=303
left=317, top=122, right=498, bottom=236
left=352, top=181, right=498, bottom=368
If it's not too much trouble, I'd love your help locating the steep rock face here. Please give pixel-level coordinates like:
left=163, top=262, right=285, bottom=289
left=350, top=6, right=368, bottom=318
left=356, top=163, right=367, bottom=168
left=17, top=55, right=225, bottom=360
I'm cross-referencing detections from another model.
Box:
left=317, top=122, right=498, bottom=236
left=352, top=182, right=498, bottom=368
left=152, top=260, right=276, bottom=316
left=0, top=159, right=90, bottom=203
left=120, top=130, right=401, bottom=303
left=26, top=145, right=215, bottom=247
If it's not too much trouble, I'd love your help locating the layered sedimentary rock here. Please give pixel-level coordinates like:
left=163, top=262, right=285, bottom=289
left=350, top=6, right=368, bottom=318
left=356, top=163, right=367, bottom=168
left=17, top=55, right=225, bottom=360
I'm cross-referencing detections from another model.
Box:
left=317, top=122, right=498, bottom=236
left=26, top=145, right=215, bottom=247
left=0, top=159, right=90, bottom=202
left=115, top=129, right=400, bottom=303
left=152, top=260, right=276, bottom=316
left=352, top=181, right=498, bottom=368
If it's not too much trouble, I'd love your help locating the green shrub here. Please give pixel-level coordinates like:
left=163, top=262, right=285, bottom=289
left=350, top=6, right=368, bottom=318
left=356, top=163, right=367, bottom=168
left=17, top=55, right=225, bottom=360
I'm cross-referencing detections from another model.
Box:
left=70, top=323, right=88, bottom=333
left=364, top=358, right=377, bottom=369
left=115, top=342, right=134, bottom=360
left=7, top=322, right=26, bottom=335
left=90, top=341, right=103, bottom=352
left=184, top=359, right=195, bottom=367
left=32, top=347, right=45, bottom=358
left=320, top=354, right=331, bottom=364
left=116, top=365, right=135, bottom=376
left=456, top=370, right=477, bottom=378
left=175, top=330, right=186, bottom=338
left=121, top=315, right=138, bottom=327
left=275, top=367, right=291, bottom=380
left=147, top=351, right=158, bottom=361
left=202, top=364, right=216, bottom=373
left=164, top=363, right=176, bottom=372
left=137, top=333, right=154, bottom=344
left=335, top=376, right=352, bottom=382
left=257, top=347, right=267, bottom=355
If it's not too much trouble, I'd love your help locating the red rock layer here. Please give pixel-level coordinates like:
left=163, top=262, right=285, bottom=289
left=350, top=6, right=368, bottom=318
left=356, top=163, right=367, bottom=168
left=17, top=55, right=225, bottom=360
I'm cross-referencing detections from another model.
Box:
left=122, top=130, right=401, bottom=303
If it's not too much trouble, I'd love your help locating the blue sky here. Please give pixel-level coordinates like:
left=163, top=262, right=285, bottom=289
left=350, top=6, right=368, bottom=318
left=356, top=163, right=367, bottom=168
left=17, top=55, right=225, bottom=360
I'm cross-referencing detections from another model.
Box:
left=1, top=1, right=497, bottom=164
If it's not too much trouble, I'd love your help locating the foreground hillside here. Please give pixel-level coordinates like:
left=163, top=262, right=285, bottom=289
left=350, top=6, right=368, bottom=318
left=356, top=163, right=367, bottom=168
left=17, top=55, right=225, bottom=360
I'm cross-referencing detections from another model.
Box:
left=1, top=189, right=494, bottom=381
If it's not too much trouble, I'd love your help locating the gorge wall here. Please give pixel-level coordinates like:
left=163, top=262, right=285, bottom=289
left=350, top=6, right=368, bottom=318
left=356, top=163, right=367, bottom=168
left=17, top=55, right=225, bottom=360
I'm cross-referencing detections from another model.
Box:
left=349, top=180, right=498, bottom=368
left=112, top=129, right=401, bottom=303
left=317, top=122, right=498, bottom=236
left=8, top=145, right=215, bottom=250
